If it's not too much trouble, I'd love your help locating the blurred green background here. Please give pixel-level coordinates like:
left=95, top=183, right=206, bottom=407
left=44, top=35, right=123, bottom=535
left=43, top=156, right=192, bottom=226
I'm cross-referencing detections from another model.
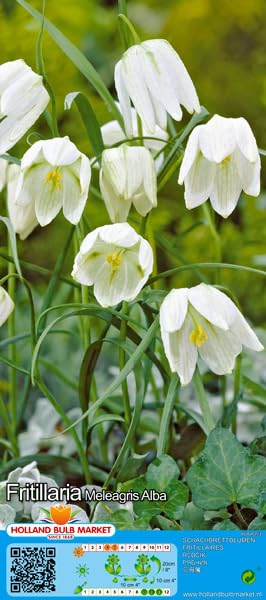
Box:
left=0, top=0, right=265, bottom=326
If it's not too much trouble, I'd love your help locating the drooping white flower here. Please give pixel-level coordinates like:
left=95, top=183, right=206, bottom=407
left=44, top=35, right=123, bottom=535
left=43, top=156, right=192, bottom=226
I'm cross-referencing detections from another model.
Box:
left=7, top=164, right=38, bottom=240
left=15, top=136, right=91, bottom=226
left=0, top=59, right=49, bottom=154
left=101, top=103, right=168, bottom=170
left=0, top=286, right=14, bottom=327
left=0, top=158, right=8, bottom=192
left=72, top=223, right=153, bottom=307
left=100, top=144, right=157, bottom=222
left=115, top=39, right=200, bottom=135
left=160, top=283, right=263, bottom=385
left=178, top=114, right=261, bottom=217
left=0, top=461, right=57, bottom=516
left=18, top=398, right=82, bottom=457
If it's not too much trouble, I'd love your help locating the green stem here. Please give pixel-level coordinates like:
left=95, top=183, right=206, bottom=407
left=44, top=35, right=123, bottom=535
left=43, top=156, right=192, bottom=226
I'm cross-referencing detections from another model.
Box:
left=36, top=375, right=92, bottom=484
left=232, top=356, right=241, bottom=434
left=0, top=394, right=17, bottom=456
left=157, top=373, right=179, bottom=456
left=118, top=14, right=140, bottom=45
left=76, top=222, right=91, bottom=349
left=140, top=213, right=149, bottom=237
left=233, top=502, right=248, bottom=529
left=148, top=262, right=266, bottom=285
left=103, top=375, right=145, bottom=489
left=202, top=204, right=222, bottom=282
left=119, top=301, right=131, bottom=426
left=7, top=238, right=17, bottom=449
left=193, top=368, right=215, bottom=434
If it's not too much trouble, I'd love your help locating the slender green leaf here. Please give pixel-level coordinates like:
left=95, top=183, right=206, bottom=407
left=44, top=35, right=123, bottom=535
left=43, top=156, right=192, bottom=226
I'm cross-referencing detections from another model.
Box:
left=65, top=92, right=104, bottom=157
left=16, top=0, right=124, bottom=128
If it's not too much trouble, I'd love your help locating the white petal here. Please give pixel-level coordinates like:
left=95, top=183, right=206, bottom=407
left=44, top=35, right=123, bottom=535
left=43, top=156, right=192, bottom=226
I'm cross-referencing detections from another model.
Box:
left=138, top=237, right=154, bottom=279
left=199, top=115, right=236, bottom=163
left=160, top=288, right=188, bottom=333
left=210, top=156, right=242, bottom=217
left=184, top=152, right=216, bottom=209
left=79, top=153, right=91, bottom=195
left=178, top=126, right=201, bottom=183
left=42, top=136, right=80, bottom=166
left=121, top=45, right=156, bottom=133
left=114, top=60, right=133, bottom=136
left=188, top=283, right=237, bottom=330
left=61, top=165, right=86, bottom=225
left=143, top=39, right=200, bottom=115
left=100, top=167, right=131, bottom=222
left=34, top=167, right=63, bottom=226
left=20, top=140, right=44, bottom=170
left=0, top=59, right=28, bottom=94
left=141, top=40, right=183, bottom=121
left=161, top=314, right=198, bottom=385
left=0, top=287, right=14, bottom=327
left=0, top=158, right=8, bottom=191
left=101, top=147, right=127, bottom=197
left=72, top=243, right=106, bottom=286
left=198, top=320, right=242, bottom=375
left=94, top=251, right=149, bottom=307
left=234, top=150, right=261, bottom=196
left=231, top=310, right=264, bottom=352
left=7, top=164, right=37, bottom=240
left=101, top=119, right=125, bottom=147
left=99, top=223, right=139, bottom=248
left=234, top=117, right=259, bottom=162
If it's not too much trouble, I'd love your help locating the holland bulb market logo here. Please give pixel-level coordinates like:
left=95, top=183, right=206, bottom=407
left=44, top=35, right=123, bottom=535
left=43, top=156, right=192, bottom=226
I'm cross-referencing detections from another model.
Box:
left=39, top=504, right=81, bottom=525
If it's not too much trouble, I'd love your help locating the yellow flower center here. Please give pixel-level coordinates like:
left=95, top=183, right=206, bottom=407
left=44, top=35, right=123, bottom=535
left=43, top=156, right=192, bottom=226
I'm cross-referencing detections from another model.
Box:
left=189, top=324, right=208, bottom=347
left=45, top=168, right=62, bottom=192
left=106, top=252, right=123, bottom=272
left=221, top=155, right=231, bottom=166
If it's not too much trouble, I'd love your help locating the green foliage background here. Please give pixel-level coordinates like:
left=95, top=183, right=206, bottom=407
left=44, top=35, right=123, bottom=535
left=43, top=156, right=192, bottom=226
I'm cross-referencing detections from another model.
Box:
left=0, top=0, right=265, bottom=324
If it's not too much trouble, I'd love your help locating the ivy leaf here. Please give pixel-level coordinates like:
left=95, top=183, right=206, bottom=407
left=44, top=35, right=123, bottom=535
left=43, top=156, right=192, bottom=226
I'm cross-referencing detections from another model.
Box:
left=213, top=520, right=239, bottom=530
left=258, top=492, right=266, bottom=518
left=248, top=517, right=266, bottom=530
left=187, top=428, right=266, bottom=510
left=105, top=509, right=150, bottom=530
left=121, top=455, right=188, bottom=521
left=180, top=502, right=208, bottom=530
left=146, top=455, right=180, bottom=491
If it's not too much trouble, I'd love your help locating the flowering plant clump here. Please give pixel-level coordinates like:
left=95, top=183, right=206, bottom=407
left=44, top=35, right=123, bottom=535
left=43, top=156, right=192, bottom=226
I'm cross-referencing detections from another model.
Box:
left=0, top=0, right=265, bottom=533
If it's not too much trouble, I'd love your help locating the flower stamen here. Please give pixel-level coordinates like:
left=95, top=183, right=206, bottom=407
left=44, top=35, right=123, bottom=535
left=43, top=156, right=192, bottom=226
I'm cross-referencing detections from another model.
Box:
left=45, top=168, right=62, bottom=192
left=189, top=324, right=208, bottom=347
left=106, top=252, right=123, bottom=272
left=221, top=155, right=231, bottom=166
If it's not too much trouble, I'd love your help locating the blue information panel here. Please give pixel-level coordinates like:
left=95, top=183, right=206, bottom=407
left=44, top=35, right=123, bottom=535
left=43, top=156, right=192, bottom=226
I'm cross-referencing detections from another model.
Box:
left=0, top=530, right=265, bottom=598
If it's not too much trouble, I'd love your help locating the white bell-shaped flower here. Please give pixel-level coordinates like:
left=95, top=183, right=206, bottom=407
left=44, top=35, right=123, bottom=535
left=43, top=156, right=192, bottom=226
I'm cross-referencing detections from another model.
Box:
left=0, top=461, right=57, bottom=516
left=7, top=164, right=38, bottom=240
left=160, top=283, right=263, bottom=385
left=0, top=59, right=49, bottom=153
left=178, top=114, right=261, bottom=217
left=72, top=223, right=153, bottom=307
left=100, top=144, right=157, bottom=223
left=0, top=286, right=14, bottom=327
left=115, top=39, right=200, bottom=135
left=15, top=136, right=91, bottom=226
left=0, top=158, right=8, bottom=192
